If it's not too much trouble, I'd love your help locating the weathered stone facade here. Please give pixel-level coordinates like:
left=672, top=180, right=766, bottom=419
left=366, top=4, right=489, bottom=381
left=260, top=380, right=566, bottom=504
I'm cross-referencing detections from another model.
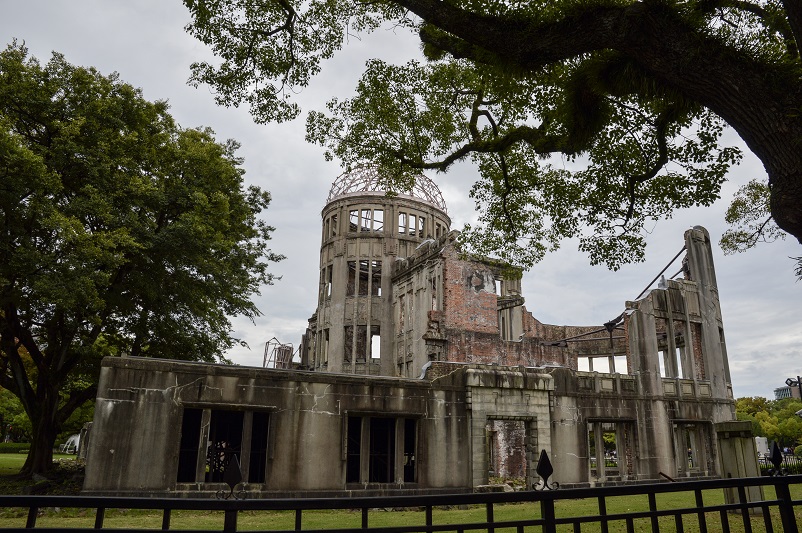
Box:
left=83, top=171, right=749, bottom=497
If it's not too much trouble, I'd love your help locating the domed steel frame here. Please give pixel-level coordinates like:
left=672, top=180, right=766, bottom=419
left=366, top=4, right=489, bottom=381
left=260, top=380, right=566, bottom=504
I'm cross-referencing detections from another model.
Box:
left=327, top=166, right=448, bottom=213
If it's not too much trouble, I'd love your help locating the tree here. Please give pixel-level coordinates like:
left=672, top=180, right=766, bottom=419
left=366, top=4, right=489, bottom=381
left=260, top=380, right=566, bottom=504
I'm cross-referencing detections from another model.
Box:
left=736, top=397, right=802, bottom=448
left=0, top=43, right=283, bottom=475
left=183, top=0, right=801, bottom=270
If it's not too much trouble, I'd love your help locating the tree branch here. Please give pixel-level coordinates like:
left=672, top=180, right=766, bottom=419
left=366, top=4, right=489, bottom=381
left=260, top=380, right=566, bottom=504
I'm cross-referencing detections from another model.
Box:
left=780, top=0, right=802, bottom=55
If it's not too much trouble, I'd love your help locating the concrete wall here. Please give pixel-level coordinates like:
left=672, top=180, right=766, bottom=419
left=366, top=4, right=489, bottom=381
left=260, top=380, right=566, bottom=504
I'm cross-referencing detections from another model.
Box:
left=84, top=357, right=471, bottom=497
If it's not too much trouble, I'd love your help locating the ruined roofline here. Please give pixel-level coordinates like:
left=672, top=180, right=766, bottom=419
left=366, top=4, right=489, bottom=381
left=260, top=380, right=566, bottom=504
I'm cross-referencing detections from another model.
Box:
left=393, top=230, right=524, bottom=280
left=326, top=166, right=448, bottom=213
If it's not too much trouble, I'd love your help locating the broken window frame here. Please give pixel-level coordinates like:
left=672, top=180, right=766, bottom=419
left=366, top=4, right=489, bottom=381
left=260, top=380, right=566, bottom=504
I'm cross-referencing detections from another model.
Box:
left=176, top=407, right=271, bottom=485
left=345, top=415, right=418, bottom=485
left=587, top=420, right=633, bottom=482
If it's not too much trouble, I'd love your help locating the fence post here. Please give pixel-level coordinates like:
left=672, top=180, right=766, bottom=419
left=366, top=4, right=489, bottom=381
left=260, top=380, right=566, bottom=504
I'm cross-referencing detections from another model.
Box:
left=25, top=506, right=38, bottom=528
left=540, top=497, right=556, bottom=533
left=775, top=477, right=799, bottom=533
left=223, top=508, right=238, bottom=533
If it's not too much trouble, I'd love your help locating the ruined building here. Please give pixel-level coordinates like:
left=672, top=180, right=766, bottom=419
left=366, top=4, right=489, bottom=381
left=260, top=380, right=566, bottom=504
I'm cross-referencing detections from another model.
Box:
left=83, top=169, right=757, bottom=497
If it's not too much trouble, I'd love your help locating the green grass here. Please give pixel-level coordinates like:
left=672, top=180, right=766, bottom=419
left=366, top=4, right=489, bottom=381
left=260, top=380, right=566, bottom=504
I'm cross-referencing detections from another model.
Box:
left=0, top=452, right=75, bottom=475
left=2, top=495, right=799, bottom=532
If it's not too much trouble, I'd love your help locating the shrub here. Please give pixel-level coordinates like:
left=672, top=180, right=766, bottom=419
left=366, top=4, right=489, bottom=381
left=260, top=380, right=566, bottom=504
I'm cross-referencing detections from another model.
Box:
left=0, top=442, right=30, bottom=453
left=795, top=445, right=802, bottom=457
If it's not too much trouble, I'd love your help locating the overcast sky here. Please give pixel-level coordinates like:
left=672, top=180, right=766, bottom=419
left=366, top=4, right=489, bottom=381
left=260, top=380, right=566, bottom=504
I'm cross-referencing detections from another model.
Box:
left=2, top=1, right=799, bottom=399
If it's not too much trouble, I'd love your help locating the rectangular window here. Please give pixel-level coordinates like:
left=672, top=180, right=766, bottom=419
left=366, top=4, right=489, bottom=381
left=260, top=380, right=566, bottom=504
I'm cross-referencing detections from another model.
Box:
left=358, top=260, right=370, bottom=295
left=176, top=408, right=202, bottom=482
left=371, top=328, right=381, bottom=359
left=176, top=408, right=269, bottom=485
left=373, top=209, right=384, bottom=232
left=346, top=416, right=417, bottom=484
left=206, top=410, right=245, bottom=483
left=326, top=265, right=332, bottom=299
left=349, top=210, right=359, bottom=232
left=249, top=412, right=269, bottom=483
left=347, top=261, right=356, bottom=296
left=346, top=416, right=362, bottom=483
left=408, top=214, right=417, bottom=237
left=398, top=212, right=407, bottom=234
left=371, top=260, right=382, bottom=296
left=418, top=216, right=425, bottom=237
left=344, top=325, right=354, bottom=363
left=361, top=209, right=372, bottom=232
left=330, top=214, right=338, bottom=237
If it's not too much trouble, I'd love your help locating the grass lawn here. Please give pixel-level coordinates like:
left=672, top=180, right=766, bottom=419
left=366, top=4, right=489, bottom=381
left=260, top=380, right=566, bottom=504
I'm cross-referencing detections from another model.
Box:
left=0, top=452, right=75, bottom=476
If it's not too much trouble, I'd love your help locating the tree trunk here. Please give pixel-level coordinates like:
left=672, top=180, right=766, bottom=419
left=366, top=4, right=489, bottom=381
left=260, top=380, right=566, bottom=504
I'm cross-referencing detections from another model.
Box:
left=19, top=388, right=60, bottom=477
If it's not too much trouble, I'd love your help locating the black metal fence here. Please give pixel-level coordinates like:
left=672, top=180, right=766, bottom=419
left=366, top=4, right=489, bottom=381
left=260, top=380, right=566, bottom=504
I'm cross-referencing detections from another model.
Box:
left=0, top=475, right=800, bottom=533
left=759, top=454, right=802, bottom=475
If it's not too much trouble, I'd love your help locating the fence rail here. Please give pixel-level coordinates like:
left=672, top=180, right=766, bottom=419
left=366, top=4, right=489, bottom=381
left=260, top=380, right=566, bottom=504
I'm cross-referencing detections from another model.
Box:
left=1, top=475, right=800, bottom=533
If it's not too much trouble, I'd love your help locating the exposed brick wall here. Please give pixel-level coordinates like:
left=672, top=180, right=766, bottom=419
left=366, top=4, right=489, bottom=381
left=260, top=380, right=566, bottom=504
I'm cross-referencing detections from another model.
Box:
left=441, top=247, right=500, bottom=334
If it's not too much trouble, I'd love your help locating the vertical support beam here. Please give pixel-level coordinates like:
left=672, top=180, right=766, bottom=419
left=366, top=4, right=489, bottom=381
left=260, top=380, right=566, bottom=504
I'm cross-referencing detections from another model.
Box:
left=394, top=418, right=405, bottom=484
left=240, top=411, right=253, bottom=482
left=594, top=422, right=605, bottom=481
left=195, top=409, right=212, bottom=482
left=360, top=417, right=370, bottom=483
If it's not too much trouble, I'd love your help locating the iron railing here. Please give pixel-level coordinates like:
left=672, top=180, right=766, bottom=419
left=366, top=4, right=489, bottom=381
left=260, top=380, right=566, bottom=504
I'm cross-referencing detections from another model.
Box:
left=0, top=475, right=800, bottom=533
left=760, top=454, right=802, bottom=475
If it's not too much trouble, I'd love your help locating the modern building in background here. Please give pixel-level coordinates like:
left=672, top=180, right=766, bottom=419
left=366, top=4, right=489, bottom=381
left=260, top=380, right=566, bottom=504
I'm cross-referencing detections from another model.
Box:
left=84, top=169, right=757, bottom=498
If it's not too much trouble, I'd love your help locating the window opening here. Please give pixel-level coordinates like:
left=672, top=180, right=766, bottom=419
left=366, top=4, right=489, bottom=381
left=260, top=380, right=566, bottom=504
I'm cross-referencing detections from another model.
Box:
left=373, top=209, right=383, bottom=232
left=658, top=350, right=667, bottom=377
left=601, top=423, right=619, bottom=476
left=418, top=216, right=425, bottom=237
left=358, top=260, right=370, bottom=296
left=589, top=421, right=625, bottom=480
left=361, top=209, right=372, bottom=232
left=371, top=260, right=382, bottom=296
left=205, top=410, right=245, bottom=483
left=248, top=412, right=269, bottom=483
left=371, top=328, right=381, bottom=359
left=349, top=210, right=359, bottom=232
left=403, top=418, right=416, bottom=482
left=398, top=212, right=407, bottom=234
left=346, top=416, right=362, bottom=483
left=347, top=261, right=356, bottom=296
left=331, top=214, right=338, bottom=236
left=177, top=408, right=202, bottom=482
left=344, top=325, right=353, bottom=363
left=594, top=357, right=611, bottom=373
left=346, top=416, right=416, bottom=484
left=686, top=428, right=697, bottom=470
left=369, top=417, right=395, bottom=483
left=408, top=214, right=417, bottom=237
